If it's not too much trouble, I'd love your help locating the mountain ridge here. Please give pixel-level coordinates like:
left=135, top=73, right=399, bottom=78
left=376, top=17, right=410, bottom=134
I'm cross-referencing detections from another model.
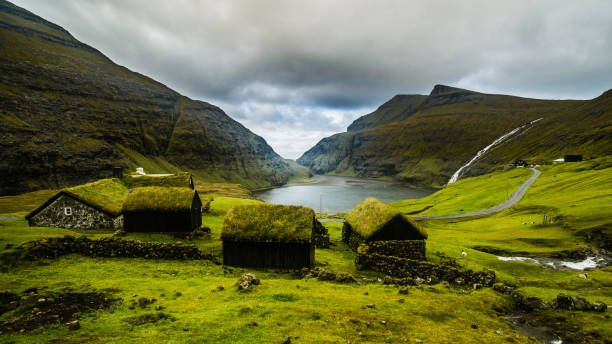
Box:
left=0, top=0, right=305, bottom=195
left=298, top=85, right=611, bottom=187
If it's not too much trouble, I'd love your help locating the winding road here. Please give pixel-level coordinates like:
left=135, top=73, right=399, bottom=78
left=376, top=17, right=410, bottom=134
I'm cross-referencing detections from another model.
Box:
left=411, top=168, right=541, bottom=221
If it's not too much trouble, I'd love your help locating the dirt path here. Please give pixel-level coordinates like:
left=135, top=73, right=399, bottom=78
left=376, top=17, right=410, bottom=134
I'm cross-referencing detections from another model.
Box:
left=411, top=168, right=541, bottom=221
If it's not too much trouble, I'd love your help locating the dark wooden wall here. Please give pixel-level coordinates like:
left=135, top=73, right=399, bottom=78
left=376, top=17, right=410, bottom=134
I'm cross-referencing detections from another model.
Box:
left=223, top=241, right=314, bottom=269
left=123, top=195, right=202, bottom=232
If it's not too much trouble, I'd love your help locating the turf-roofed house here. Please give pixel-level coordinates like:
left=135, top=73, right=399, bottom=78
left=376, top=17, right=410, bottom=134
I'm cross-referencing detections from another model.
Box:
left=121, top=186, right=202, bottom=232
left=221, top=204, right=316, bottom=269
left=342, top=198, right=428, bottom=260
left=26, top=179, right=128, bottom=229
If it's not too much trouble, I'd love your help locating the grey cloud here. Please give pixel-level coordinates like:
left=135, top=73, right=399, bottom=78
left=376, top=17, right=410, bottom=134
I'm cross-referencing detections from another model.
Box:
left=11, top=0, right=612, bottom=158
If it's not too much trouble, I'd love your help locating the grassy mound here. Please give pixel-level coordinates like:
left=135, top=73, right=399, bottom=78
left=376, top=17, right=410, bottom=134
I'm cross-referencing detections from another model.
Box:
left=122, top=187, right=196, bottom=212
left=123, top=173, right=193, bottom=189
left=345, top=198, right=427, bottom=239
left=221, top=204, right=314, bottom=243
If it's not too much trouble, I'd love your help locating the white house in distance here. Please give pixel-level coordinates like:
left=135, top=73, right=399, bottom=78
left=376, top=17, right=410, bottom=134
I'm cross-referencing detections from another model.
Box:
left=553, top=158, right=565, bottom=164
left=553, top=155, right=583, bottom=164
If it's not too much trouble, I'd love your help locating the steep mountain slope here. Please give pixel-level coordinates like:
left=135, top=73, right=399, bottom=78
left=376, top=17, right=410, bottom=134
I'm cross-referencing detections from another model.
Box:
left=473, top=89, right=612, bottom=173
left=0, top=0, right=302, bottom=195
left=298, top=85, right=611, bottom=187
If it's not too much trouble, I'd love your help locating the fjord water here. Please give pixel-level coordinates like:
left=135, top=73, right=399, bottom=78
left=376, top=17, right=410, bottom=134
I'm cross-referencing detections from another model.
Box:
left=254, top=175, right=436, bottom=213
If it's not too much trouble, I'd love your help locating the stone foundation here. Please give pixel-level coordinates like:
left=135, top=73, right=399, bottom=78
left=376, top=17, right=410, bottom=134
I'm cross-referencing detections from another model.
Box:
left=356, top=246, right=495, bottom=286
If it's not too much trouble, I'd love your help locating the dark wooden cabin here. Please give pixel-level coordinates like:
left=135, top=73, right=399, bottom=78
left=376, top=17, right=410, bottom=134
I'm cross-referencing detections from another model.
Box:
left=342, top=198, right=428, bottom=259
left=26, top=179, right=127, bottom=230
left=564, top=155, right=583, bottom=162
left=121, top=187, right=202, bottom=232
left=221, top=204, right=316, bottom=269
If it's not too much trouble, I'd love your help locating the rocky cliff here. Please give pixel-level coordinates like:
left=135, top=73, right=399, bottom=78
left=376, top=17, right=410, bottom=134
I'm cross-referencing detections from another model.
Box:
left=0, top=0, right=303, bottom=195
left=298, top=85, right=612, bottom=187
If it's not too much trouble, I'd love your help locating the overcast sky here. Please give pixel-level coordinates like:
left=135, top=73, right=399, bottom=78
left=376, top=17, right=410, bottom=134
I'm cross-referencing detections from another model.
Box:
left=12, top=0, right=612, bottom=159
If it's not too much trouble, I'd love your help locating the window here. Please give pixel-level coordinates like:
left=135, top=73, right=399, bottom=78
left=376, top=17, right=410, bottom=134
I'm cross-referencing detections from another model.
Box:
left=64, top=207, right=72, bottom=216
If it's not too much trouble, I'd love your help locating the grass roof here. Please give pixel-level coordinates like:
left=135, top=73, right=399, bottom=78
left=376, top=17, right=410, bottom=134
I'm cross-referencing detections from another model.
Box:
left=123, top=172, right=193, bottom=188
left=221, top=204, right=315, bottom=243
left=121, top=187, right=197, bottom=213
left=29, top=178, right=128, bottom=217
left=64, top=178, right=128, bottom=216
left=345, top=198, right=427, bottom=239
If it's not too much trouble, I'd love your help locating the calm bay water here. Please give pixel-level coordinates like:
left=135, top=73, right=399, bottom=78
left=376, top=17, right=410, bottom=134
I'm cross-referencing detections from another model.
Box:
left=254, top=175, right=437, bottom=214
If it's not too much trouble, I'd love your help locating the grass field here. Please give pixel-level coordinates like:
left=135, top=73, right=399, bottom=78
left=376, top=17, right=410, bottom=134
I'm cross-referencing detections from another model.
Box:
left=390, top=167, right=532, bottom=216
left=0, top=158, right=611, bottom=343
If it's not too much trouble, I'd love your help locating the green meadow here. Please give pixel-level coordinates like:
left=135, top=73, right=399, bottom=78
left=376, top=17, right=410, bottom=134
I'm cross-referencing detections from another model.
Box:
left=0, top=158, right=611, bottom=343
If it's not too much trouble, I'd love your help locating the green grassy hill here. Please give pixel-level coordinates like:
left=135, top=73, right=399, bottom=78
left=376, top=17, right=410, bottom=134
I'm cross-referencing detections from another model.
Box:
left=0, top=0, right=304, bottom=195
left=0, top=161, right=610, bottom=343
left=297, top=85, right=612, bottom=187
left=392, top=157, right=612, bottom=251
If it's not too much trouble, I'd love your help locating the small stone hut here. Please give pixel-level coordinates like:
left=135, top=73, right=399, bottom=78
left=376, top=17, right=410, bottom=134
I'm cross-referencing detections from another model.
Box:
left=26, top=179, right=128, bottom=229
left=221, top=204, right=316, bottom=269
left=342, top=198, right=428, bottom=260
left=121, top=187, right=202, bottom=232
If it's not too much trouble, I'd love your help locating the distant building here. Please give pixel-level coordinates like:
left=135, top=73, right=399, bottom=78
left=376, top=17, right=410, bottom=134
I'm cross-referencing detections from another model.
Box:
left=553, top=155, right=583, bottom=164
left=564, top=155, right=583, bottom=162
left=121, top=187, right=202, bottom=232
left=342, top=198, right=428, bottom=260
left=124, top=171, right=194, bottom=189
left=221, top=204, right=316, bottom=269
left=514, top=159, right=528, bottom=167
left=26, top=179, right=127, bottom=229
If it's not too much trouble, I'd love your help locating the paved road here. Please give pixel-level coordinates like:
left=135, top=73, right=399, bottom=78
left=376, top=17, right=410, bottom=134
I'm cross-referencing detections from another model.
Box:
left=0, top=215, right=18, bottom=221
left=411, top=168, right=541, bottom=221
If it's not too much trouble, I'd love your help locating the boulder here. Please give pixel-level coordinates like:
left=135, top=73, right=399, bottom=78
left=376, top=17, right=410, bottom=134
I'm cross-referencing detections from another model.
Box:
left=238, top=273, right=260, bottom=291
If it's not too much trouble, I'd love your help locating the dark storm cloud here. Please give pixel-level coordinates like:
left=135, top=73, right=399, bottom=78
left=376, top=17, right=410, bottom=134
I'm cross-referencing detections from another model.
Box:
left=11, top=0, right=612, bottom=158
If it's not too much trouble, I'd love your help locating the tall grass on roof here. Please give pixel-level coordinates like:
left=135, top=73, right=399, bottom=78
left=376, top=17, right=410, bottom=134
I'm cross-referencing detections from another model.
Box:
left=62, top=178, right=128, bottom=216
left=122, top=187, right=196, bottom=212
left=345, top=197, right=427, bottom=239
left=123, top=172, right=192, bottom=188
left=221, top=204, right=314, bottom=243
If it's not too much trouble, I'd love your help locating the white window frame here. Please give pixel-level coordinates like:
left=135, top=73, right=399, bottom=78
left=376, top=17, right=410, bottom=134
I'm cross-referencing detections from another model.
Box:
left=64, top=207, right=72, bottom=216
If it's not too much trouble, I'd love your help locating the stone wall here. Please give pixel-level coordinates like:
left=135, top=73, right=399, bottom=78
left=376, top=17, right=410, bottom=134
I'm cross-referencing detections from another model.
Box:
left=360, top=240, right=425, bottom=260
left=1, top=235, right=219, bottom=262
left=341, top=222, right=364, bottom=250
left=29, top=194, right=121, bottom=229
left=356, top=248, right=495, bottom=287
left=313, top=220, right=330, bottom=248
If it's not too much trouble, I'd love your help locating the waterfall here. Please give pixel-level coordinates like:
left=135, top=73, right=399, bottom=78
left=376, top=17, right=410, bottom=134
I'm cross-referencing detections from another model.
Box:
left=447, top=118, right=542, bottom=184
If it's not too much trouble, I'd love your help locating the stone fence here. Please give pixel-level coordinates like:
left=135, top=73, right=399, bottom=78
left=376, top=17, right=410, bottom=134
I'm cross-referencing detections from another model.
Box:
left=359, top=240, right=425, bottom=260
left=1, top=235, right=219, bottom=263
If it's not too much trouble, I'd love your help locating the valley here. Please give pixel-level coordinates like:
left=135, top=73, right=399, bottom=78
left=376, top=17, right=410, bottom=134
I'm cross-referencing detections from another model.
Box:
left=0, top=1, right=610, bottom=343
left=0, top=157, right=610, bottom=343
